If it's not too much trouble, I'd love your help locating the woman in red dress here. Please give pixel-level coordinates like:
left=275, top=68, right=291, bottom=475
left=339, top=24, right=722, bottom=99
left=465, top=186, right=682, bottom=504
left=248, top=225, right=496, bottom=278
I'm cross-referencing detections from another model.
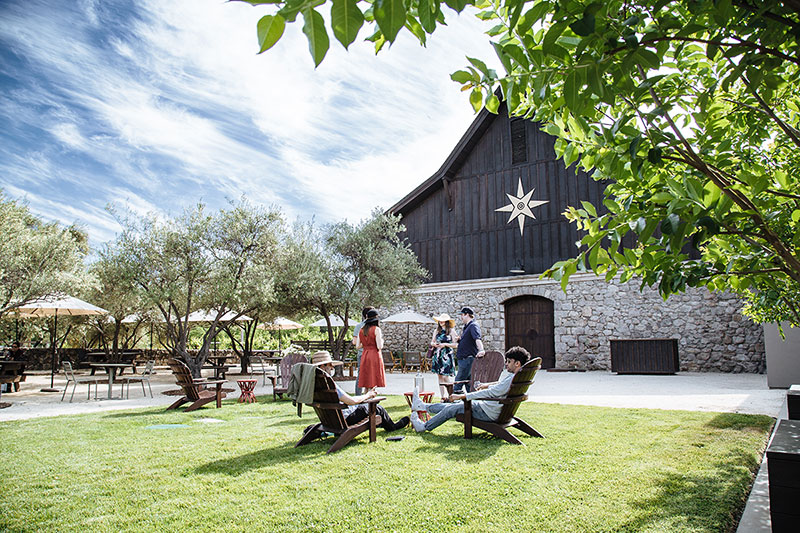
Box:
left=356, top=309, right=385, bottom=390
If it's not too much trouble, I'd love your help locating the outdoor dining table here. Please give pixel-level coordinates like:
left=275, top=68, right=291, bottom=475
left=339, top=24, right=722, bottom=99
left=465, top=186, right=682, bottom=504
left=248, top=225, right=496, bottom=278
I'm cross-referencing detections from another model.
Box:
left=88, top=363, right=134, bottom=400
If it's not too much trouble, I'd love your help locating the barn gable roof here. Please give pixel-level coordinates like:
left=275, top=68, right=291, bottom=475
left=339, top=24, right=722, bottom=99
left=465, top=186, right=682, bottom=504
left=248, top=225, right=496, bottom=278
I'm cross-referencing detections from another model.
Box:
left=389, top=104, right=499, bottom=215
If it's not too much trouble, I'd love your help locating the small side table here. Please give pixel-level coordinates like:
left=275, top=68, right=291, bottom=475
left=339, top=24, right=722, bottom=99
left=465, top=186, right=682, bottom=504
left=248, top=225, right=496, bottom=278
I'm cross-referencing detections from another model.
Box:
left=237, top=379, right=258, bottom=403
left=404, top=390, right=435, bottom=421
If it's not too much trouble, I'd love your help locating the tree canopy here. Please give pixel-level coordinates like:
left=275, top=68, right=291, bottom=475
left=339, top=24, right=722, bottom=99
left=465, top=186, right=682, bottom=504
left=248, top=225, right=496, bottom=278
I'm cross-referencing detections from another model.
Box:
left=0, top=191, right=90, bottom=318
left=242, top=0, right=800, bottom=326
left=273, top=210, right=428, bottom=358
left=111, top=200, right=283, bottom=376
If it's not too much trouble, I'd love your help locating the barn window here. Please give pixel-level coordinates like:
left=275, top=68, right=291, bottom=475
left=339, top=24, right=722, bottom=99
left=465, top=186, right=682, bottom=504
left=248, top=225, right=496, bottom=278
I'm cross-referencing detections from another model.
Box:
left=510, top=118, right=528, bottom=165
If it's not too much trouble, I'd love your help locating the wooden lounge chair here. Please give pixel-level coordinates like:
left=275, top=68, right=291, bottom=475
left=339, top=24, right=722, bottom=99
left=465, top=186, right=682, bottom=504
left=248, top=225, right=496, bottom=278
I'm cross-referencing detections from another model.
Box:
left=166, top=359, right=226, bottom=412
left=455, top=357, right=544, bottom=444
left=268, top=353, right=307, bottom=400
left=402, top=351, right=422, bottom=373
left=295, top=366, right=386, bottom=454
left=445, top=350, right=505, bottom=397
left=382, top=350, right=399, bottom=373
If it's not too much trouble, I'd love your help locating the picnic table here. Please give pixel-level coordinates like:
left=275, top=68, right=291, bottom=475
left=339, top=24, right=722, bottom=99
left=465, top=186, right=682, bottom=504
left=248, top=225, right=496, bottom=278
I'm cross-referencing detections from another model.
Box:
left=204, top=355, right=232, bottom=380
left=0, top=360, right=26, bottom=396
left=89, top=362, right=134, bottom=400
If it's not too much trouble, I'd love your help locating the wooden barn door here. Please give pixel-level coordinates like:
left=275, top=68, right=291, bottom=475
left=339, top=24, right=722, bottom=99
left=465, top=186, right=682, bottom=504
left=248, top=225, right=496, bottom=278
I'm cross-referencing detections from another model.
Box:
left=504, top=296, right=555, bottom=368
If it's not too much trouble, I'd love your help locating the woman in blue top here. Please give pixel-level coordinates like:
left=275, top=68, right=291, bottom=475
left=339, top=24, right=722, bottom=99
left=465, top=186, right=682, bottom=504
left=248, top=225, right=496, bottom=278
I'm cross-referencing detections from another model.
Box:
left=430, top=313, right=458, bottom=401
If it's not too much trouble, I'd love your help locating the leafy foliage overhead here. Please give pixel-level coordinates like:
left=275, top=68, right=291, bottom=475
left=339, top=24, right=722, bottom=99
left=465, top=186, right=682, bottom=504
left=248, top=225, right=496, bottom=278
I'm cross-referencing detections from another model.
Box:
left=0, top=191, right=91, bottom=318
left=240, top=0, right=800, bottom=326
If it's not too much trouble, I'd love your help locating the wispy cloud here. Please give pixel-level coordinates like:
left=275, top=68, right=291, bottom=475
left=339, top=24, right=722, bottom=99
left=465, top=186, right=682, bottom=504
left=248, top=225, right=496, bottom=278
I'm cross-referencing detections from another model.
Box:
left=0, top=0, right=498, bottom=247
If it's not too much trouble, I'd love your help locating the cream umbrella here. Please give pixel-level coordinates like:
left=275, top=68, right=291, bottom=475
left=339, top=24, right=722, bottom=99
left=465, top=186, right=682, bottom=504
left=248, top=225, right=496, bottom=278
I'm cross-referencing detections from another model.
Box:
left=381, top=310, right=436, bottom=351
left=309, top=315, right=357, bottom=328
left=258, top=317, right=305, bottom=350
left=13, top=293, right=108, bottom=391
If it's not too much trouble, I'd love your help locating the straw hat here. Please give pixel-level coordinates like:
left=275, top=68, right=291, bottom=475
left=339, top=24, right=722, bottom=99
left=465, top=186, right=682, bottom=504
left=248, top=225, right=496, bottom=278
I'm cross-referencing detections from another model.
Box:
left=432, top=313, right=456, bottom=329
left=311, top=351, right=343, bottom=366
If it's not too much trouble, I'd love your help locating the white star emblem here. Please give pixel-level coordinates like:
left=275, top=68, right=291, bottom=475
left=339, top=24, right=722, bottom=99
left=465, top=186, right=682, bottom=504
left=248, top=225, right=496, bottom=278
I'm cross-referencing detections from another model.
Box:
left=495, top=179, right=549, bottom=236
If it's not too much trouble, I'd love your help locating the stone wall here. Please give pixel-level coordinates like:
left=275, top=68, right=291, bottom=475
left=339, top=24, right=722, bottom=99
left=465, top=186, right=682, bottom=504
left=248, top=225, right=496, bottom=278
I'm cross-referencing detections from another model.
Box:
left=380, top=273, right=765, bottom=373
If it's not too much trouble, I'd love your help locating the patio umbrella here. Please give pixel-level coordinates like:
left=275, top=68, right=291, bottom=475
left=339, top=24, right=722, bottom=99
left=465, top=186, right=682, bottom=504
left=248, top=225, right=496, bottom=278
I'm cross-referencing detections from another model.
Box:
left=309, top=315, right=357, bottom=328
left=258, top=317, right=304, bottom=350
left=13, top=293, right=108, bottom=392
left=381, top=310, right=436, bottom=351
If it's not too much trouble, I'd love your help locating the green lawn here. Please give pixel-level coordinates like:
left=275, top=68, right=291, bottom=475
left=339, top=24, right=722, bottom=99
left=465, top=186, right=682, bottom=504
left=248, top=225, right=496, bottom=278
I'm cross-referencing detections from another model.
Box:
left=0, top=398, right=773, bottom=532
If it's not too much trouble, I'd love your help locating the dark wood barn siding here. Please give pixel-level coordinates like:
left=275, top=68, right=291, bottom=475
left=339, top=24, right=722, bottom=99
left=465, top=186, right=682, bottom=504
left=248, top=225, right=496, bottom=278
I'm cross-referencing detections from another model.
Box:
left=399, top=105, right=607, bottom=283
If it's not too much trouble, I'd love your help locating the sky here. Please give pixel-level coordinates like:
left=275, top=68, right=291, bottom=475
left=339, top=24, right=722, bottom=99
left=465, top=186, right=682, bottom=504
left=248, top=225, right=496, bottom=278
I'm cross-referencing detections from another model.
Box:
left=0, top=0, right=497, bottom=249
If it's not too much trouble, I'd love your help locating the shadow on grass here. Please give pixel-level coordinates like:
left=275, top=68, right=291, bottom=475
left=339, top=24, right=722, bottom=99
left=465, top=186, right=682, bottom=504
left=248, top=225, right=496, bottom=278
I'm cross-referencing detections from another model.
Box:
left=705, top=413, right=774, bottom=432
left=619, top=450, right=759, bottom=532
left=194, top=440, right=334, bottom=475
left=411, top=431, right=506, bottom=462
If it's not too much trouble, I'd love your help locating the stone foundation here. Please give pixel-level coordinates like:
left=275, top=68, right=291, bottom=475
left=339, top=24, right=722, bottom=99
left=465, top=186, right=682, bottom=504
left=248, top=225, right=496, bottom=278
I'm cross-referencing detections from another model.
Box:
left=381, top=273, right=765, bottom=373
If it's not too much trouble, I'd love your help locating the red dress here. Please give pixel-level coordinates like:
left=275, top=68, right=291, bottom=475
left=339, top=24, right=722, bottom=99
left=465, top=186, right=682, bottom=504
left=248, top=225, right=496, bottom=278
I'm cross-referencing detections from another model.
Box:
left=358, top=326, right=385, bottom=388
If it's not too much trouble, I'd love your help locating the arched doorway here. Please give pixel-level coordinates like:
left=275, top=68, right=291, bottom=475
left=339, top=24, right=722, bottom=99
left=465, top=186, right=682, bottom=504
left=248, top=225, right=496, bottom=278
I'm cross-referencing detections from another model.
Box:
left=504, top=295, right=555, bottom=368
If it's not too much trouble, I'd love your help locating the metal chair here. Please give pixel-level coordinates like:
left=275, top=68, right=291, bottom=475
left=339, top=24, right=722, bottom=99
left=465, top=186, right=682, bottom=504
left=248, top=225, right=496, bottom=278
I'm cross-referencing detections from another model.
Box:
left=61, top=361, right=102, bottom=402
left=118, top=360, right=155, bottom=399
left=250, top=355, right=275, bottom=386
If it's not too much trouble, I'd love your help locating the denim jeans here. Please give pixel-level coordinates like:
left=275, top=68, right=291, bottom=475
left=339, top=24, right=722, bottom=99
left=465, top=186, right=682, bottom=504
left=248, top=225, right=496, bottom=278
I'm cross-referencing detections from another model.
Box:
left=424, top=400, right=491, bottom=431
left=453, top=356, right=474, bottom=393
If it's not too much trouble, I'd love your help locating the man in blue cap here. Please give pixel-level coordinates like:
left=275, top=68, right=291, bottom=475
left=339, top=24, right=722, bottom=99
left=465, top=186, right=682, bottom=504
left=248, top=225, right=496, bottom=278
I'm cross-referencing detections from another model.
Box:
left=453, top=306, right=485, bottom=393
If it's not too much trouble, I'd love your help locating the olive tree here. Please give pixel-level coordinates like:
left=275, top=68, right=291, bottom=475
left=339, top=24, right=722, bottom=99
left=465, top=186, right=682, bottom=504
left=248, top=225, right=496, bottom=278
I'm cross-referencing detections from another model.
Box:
left=113, top=200, right=283, bottom=376
left=0, top=191, right=90, bottom=318
left=274, top=211, right=428, bottom=359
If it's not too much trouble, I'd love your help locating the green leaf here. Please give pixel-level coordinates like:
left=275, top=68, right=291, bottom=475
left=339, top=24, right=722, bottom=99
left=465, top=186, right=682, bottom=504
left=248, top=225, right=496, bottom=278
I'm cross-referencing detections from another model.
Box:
left=563, top=71, right=580, bottom=111
left=469, top=88, right=483, bottom=112
left=792, top=210, right=800, bottom=223
left=660, top=213, right=680, bottom=235
left=418, top=0, right=436, bottom=33
left=542, top=21, right=568, bottom=53
left=374, top=0, right=407, bottom=43
left=485, top=93, right=500, bottom=113
left=331, top=0, right=364, bottom=49
left=301, top=9, right=329, bottom=67
left=450, top=70, right=474, bottom=84
left=569, top=13, right=595, bottom=37
left=257, top=15, right=286, bottom=53
left=647, top=147, right=663, bottom=165
left=580, top=200, right=597, bottom=217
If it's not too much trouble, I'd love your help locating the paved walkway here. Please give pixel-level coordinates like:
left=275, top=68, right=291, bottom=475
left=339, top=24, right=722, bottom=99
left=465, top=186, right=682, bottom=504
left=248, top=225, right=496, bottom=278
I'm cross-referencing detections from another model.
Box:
left=0, top=367, right=784, bottom=531
left=1, top=368, right=784, bottom=420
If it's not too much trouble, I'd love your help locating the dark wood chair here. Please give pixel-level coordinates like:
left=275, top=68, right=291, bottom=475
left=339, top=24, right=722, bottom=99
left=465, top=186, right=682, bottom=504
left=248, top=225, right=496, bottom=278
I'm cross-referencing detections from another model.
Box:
left=295, top=366, right=386, bottom=454
left=402, top=351, right=422, bottom=373
left=382, top=350, right=399, bottom=373
left=268, top=353, right=308, bottom=400
left=455, top=357, right=544, bottom=444
left=166, top=359, right=226, bottom=412
left=445, top=350, right=505, bottom=397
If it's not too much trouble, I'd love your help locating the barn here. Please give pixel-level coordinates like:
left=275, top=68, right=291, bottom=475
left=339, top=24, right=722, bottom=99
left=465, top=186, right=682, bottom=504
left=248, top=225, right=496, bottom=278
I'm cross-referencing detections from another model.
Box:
left=384, top=102, right=764, bottom=373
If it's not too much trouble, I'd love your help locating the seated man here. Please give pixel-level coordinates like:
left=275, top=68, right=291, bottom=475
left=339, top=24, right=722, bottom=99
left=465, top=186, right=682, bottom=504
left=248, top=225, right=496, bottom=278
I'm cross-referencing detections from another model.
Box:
left=313, top=351, right=409, bottom=432
left=410, top=346, right=531, bottom=433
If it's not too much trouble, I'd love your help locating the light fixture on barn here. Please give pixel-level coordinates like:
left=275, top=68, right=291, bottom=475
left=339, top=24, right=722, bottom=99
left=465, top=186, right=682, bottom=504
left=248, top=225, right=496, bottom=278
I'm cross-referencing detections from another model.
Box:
left=509, top=259, right=525, bottom=275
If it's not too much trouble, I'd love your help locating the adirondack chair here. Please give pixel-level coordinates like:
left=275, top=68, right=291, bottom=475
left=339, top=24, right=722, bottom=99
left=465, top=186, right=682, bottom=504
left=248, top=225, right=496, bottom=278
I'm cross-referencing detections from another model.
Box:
left=382, top=350, right=399, bottom=373
left=268, top=353, right=308, bottom=400
left=402, top=351, right=422, bottom=373
left=166, top=359, right=227, bottom=412
left=445, top=350, right=505, bottom=396
left=455, top=357, right=544, bottom=444
left=295, top=366, right=386, bottom=454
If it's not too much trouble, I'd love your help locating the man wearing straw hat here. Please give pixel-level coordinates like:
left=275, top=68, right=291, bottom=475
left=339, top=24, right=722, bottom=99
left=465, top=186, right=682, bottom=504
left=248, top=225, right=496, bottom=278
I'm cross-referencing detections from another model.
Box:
left=311, top=351, right=410, bottom=432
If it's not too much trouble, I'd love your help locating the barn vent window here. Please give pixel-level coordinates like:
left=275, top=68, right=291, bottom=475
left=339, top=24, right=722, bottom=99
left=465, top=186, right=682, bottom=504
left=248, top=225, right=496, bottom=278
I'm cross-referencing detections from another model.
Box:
left=510, top=118, right=528, bottom=165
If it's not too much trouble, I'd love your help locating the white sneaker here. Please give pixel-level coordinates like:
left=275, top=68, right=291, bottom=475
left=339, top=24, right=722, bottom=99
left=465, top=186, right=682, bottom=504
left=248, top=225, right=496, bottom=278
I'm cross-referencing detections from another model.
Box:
left=411, top=387, right=426, bottom=412
left=410, top=411, right=426, bottom=432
